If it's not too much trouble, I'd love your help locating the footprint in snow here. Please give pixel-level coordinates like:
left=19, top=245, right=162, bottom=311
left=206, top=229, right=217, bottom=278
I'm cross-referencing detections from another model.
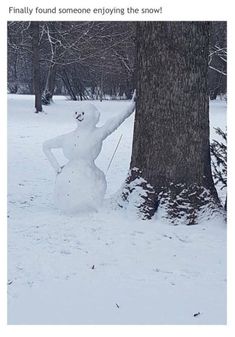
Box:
left=60, top=250, right=71, bottom=255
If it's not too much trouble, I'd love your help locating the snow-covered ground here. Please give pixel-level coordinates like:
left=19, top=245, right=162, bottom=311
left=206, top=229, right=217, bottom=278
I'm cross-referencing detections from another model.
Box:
left=7, top=95, right=227, bottom=324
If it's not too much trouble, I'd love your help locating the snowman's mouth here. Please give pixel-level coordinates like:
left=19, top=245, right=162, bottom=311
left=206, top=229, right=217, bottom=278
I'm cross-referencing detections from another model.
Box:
left=76, top=115, right=84, bottom=122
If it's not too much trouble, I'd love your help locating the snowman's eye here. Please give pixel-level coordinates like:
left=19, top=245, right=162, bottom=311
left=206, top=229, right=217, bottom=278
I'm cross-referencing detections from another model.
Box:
left=82, top=112, right=84, bottom=115
left=75, top=112, right=77, bottom=115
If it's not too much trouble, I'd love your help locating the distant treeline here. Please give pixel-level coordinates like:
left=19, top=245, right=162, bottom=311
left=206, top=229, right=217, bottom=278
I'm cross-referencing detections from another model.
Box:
left=7, top=21, right=226, bottom=103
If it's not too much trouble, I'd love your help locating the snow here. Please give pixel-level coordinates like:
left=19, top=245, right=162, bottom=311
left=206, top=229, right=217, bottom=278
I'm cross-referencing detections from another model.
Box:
left=7, top=95, right=226, bottom=324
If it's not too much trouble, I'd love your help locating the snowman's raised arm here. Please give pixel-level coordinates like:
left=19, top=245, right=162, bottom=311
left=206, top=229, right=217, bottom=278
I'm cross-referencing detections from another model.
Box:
left=99, top=90, right=136, bottom=140
left=42, top=135, right=64, bottom=174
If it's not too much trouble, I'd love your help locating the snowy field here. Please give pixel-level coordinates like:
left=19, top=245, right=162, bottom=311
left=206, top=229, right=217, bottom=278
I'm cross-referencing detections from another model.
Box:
left=7, top=95, right=227, bottom=324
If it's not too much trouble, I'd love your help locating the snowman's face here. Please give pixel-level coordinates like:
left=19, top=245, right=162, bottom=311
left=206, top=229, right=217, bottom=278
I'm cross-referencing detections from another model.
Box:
left=74, top=103, right=100, bottom=128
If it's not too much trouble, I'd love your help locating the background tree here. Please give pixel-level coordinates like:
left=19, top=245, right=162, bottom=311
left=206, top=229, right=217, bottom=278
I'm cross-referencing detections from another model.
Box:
left=7, top=21, right=135, bottom=101
left=8, top=21, right=226, bottom=102
left=122, top=22, right=221, bottom=224
left=8, top=22, right=33, bottom=93
left=208, top=22, right=227, bottom=100
left=30, top=21, right=42, bottom=112
left=40, top=22, right=58, bottom=104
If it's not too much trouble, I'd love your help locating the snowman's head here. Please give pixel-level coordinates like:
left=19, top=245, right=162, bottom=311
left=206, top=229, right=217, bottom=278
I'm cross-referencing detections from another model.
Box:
left=74, top=103, right=100, bottom=128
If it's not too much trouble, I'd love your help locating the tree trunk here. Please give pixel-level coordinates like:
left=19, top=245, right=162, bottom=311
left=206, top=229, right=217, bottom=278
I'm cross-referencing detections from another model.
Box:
left=30, top=21, right=42, bottom=113
left=42, top=63, right=57, bottom=105
left=122, top=22, right=220, bottom=224
left=42, top=22, right=58, bottom=105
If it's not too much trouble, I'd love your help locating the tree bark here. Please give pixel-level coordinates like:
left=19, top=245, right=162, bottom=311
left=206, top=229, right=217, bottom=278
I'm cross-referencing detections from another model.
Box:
left=30, top=21, right=42, bottom=113
left=122, top=22, right=220, bottom=223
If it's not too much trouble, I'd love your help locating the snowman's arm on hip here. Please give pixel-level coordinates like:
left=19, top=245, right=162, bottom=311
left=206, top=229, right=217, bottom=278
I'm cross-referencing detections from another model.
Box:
left=98, top=99, right=135, bottom=140
left=42, top=135, right=64, bottom=173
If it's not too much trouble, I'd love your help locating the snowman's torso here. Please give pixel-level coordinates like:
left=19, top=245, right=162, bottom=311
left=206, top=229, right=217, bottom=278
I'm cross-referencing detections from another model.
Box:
left=62, top=130, right=102, bottom=161
left=54, top=128, right=107, bottom=213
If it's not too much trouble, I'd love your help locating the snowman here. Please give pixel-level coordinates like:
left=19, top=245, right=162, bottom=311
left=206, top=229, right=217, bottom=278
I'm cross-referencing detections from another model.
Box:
left=43, top=91, right=136, bottom=213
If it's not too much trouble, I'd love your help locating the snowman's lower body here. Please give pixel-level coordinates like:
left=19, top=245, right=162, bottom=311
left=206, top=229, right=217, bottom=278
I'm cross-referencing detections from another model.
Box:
left=54, top=160, right=107, bottom=213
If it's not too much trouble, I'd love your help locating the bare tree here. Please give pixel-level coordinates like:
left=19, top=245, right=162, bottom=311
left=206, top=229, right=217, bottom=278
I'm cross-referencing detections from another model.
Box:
left=41, top=22, right=58, bottom=104
left=30, top=21, right=42, bottom=112
left=208, top=22, right=227, bottom=99
left=8, top=21, right=226, bottom=103
left=8, top=21, right=135, bottom=100
left=8, top=22, right=32, bottom=93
